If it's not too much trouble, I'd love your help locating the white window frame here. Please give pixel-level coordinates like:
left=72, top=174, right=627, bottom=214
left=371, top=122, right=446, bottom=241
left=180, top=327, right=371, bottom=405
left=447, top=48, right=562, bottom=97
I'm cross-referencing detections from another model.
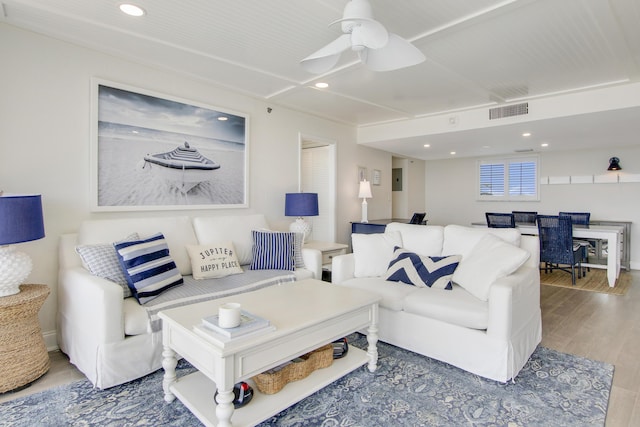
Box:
left=477, top=155, right=539, bottom=201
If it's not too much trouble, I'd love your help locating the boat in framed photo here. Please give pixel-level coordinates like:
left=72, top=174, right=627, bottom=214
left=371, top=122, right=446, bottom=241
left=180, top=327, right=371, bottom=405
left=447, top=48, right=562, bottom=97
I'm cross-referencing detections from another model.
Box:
left=143, top=141, right=220, bottom=193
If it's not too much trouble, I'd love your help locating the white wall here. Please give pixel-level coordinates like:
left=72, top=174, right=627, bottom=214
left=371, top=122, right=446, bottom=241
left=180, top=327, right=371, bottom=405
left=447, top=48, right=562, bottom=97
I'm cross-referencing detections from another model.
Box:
left=425, top=146, right=640, bottom=268
left=1, top=23, right=383, bottom=348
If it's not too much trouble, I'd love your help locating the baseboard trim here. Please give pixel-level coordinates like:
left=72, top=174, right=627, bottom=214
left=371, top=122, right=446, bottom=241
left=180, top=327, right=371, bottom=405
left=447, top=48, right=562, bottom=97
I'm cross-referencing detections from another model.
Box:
left=43, top=329, right=59, bottom=351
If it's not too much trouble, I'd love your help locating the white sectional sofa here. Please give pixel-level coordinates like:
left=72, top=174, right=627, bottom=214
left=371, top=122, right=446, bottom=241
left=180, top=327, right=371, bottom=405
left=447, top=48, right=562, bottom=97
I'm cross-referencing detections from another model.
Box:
left=331, top=223, right=541, bottom=382
left=57, top=214, right=321, bottom=389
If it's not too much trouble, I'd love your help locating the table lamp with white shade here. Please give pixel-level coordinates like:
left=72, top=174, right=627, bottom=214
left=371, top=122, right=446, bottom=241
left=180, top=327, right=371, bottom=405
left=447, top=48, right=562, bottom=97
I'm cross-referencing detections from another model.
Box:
left=0, top=194, right=45, bottom=297
left=358, top=180, right=372, bottom=223
left=285, top=192, right=319, bottom=243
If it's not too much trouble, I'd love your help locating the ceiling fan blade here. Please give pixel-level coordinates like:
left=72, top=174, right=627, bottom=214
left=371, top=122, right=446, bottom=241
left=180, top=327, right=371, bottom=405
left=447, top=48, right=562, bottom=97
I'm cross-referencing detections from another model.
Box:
left=354, top=20, right=388, bottom=49
left=300, top=34, right=351, bottom=74
left=359, top=33, right=426, bottom=72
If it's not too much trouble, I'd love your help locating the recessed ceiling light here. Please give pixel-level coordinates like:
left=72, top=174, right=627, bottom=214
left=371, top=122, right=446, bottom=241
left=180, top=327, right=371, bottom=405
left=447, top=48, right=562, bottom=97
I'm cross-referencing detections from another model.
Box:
left=217, top=116, right=228, bottom=121
left=119, top=4, right=145, bottom=17
left=541, top=143, right=549, bottom=147
left=315, top=82, right=329, bottom=89
left=423, top=144, right=430, bottom=148
left=450, top=151, right=456, bottom=155
left=522, top=132, right=531, bottom=137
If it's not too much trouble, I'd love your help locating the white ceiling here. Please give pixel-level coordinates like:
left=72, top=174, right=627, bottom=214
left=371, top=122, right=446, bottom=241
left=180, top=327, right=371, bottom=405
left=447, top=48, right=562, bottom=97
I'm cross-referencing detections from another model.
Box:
left=3, top=0, right=640, bottom=160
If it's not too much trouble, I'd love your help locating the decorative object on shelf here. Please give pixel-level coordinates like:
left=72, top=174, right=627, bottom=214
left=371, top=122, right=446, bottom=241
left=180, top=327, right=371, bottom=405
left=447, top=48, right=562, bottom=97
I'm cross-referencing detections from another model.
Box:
left=214, top=381, right=253, bottom=409
left=372, top=169, right=381, bottom=185
left=607, top=157, right=621, bottom=171
left=285, top=192, right=319, bottom=243
left=0, top=194, right=45, bottom=297
left=358, top=180, right=372, bottom=223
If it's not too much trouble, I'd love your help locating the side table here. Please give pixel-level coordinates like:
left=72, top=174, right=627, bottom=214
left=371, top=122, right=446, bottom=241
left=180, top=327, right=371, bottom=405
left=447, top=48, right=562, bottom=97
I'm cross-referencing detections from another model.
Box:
left=304, top=241, right=348, bottom=282
left=0, top=284, right=50, bottom=393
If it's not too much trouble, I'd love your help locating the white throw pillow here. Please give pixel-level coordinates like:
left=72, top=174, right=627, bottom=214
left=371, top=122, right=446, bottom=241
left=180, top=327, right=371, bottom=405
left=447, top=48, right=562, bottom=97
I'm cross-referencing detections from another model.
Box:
left=186, top=242, right=243, bottom=279
left=352, top=231, right=403, bottom=278
left=452, top=233, right=530, bottom=301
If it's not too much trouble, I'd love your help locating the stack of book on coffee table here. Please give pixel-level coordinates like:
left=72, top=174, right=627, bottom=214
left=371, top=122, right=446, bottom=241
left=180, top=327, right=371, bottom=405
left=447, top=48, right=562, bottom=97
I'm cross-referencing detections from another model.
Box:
left=194, top=310, right=275, bottom=342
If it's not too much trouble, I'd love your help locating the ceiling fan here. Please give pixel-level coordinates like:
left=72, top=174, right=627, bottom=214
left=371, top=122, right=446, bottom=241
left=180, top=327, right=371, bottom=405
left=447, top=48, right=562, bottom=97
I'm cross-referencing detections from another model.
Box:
left=300, top=0, right=425, bottom=73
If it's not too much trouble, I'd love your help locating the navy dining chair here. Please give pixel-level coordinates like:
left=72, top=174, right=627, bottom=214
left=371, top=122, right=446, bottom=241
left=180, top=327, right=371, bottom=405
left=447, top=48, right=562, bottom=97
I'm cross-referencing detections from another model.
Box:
left=537, top=215, right=583, bottom=285
left=512, top=211, right=538, bottom=225
left=409, top=212, right=426, bottom=224
left=485, top=212, right=515, bottom=228
left=559, top=211, right=592, bottom=272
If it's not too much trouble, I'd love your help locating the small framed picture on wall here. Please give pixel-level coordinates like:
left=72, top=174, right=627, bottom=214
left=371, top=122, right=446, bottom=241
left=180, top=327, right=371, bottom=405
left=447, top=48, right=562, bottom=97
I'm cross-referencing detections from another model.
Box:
left=372, top=169, right=381, bottom=185
left=357, top=166, right=368, bottom=183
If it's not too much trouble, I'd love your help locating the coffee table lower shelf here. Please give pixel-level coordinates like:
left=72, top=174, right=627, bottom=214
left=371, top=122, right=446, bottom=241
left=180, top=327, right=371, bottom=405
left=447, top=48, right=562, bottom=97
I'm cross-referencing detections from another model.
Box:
left=171, top=346, right=368, bottom=427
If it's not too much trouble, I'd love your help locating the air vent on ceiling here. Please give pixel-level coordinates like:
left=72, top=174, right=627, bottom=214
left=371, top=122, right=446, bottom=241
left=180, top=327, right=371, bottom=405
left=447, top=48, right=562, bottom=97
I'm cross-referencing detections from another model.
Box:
left=514, top=148, right=534, bottom=153
left=489, top=102, right=529, bottom=120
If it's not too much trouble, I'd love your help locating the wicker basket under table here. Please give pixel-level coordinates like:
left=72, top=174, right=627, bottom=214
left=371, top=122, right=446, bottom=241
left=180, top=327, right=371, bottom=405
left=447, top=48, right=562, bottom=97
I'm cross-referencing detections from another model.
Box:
left=0, top=284, right=51, bottom=393
left=253, top=343, right=334, bottom=395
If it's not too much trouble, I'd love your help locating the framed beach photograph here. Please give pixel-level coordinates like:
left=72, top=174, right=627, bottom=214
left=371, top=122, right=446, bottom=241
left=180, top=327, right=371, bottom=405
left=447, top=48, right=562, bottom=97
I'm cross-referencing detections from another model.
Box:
left=90, top=78, right=249, bottom=211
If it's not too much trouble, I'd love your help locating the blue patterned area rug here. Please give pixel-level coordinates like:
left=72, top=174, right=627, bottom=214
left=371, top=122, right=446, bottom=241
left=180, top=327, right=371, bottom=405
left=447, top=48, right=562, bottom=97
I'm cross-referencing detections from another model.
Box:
left=0, top=334, right=612, bottom=427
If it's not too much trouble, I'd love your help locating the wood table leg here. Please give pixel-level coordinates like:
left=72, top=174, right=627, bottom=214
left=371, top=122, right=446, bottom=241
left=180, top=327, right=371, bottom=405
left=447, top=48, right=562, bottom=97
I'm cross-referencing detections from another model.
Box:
left=162, top=346, right=177, bottom=403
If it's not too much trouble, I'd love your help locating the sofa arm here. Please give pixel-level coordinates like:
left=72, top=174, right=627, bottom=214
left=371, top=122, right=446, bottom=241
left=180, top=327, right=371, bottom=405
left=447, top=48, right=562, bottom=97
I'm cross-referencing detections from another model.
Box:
left=331, top=253, right=355, bottom=284
left=486, top=266, right=539, bottom=340
left=301, top=248, right=322, bottom=280
left=58, top=266, right=125, bottom=345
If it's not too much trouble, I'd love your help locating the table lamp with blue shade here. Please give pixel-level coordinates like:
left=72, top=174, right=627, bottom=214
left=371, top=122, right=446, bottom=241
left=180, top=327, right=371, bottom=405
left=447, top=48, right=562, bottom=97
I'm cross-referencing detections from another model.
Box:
left=0, top=194, right=45, bottom=297
left=285, top=193, right=319, bottom=243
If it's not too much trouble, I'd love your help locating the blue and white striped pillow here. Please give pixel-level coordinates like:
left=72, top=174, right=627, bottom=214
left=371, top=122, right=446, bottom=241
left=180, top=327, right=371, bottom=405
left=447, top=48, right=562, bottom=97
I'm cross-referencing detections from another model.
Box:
left=115, top=233, right=183, bottom=304
left=385, top=246, right=461, bottom=290
left=250, top=230, right=295, bottom=271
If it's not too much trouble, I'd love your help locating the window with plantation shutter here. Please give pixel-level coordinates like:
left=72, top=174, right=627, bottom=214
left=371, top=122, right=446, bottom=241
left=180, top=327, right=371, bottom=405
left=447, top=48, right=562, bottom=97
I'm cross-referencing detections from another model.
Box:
left=478, top=156, right=539, bottom=201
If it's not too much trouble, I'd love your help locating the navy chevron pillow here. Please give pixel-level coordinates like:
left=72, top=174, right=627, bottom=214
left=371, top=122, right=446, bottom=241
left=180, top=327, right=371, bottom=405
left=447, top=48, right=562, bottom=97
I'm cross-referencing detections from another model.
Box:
left=385, top=246, right=461, bottom=290
left=115, top=232, right=183, bottom=304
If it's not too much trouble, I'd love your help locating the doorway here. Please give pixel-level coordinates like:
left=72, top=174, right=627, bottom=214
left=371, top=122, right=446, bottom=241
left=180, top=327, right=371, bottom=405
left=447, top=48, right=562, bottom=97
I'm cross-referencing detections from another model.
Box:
left=299, top=134, right=337, bottom=242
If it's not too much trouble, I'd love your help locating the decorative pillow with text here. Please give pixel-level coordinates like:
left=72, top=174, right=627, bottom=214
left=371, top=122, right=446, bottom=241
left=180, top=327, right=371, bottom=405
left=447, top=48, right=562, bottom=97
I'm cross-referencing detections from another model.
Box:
left=186, top=242, right=243, bottom=279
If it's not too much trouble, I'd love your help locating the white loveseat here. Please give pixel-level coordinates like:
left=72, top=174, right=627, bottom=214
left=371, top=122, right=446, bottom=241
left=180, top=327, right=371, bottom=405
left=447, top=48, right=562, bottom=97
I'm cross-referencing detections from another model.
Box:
left=57, top=214, right=321, bottom=389
left=331, top=223, right=541, bottom=382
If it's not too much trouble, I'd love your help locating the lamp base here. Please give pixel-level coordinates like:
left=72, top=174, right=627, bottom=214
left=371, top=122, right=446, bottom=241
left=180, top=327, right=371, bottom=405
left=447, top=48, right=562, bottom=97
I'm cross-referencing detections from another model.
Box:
left=0, top=245, right=32, bottom=297
left=289, top=217, right=312, bottom=243
left=361, top=199, right=368, bottom=223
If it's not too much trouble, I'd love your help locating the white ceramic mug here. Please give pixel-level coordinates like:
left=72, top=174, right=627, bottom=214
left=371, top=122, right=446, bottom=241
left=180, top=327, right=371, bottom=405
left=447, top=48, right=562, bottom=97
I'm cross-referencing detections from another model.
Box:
left=218, top=302, right=241, bottom=328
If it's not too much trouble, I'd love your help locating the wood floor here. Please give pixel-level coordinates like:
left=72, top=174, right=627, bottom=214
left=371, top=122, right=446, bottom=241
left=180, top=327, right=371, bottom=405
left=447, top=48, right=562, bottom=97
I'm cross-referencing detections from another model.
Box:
left=1, top=271, right=639, bottom=426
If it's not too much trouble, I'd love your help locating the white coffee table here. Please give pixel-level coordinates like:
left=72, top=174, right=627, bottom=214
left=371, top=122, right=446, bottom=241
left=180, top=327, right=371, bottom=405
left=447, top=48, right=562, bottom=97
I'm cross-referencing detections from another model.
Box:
left=159, top=279, right=380, bottom=427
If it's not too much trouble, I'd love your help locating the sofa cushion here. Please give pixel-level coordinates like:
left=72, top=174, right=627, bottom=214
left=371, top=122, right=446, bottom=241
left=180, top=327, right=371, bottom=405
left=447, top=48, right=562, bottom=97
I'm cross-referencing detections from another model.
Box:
left=442, top=225, right=521, bottom=259
left=352, top=231, right=402, bottom=278
left=385, top=223, right=444, bottom=256
left=75, top=233, right=139, bottom=298
left=193, top=215, right=270, bottom=265
left=452, top=233, right=530, bottom=301
left=78, top=216, right=197, bottom=275
left=115, top=233, right=184, bottom=304
left=402, top=284, right=489, bottom=330
left=186, top=242, right=243, bottom=279
left=123, top=297, right=148, bottom=336
left=385, top=247, right=461, bottom=290
left=250, top=230, right=295, bottom=271
left=339, top=277, right=419, bottom=311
